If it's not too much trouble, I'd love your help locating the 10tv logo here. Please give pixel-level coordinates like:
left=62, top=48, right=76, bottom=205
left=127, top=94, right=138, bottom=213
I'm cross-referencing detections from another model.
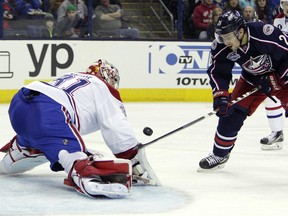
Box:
left=148, top=44, right=241, bottom=74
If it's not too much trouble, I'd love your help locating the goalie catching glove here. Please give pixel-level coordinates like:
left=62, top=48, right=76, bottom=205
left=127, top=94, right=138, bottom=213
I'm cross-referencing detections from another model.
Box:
left=131, top=149, right=161, bottom=186
left=59, top=150, right=132, bottom=199
left=115, top=148, right=161, bottom=186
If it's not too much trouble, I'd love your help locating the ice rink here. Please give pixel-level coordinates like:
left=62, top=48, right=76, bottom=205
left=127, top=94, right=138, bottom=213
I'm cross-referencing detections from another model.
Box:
left=1, top=102, right=288, bottom=216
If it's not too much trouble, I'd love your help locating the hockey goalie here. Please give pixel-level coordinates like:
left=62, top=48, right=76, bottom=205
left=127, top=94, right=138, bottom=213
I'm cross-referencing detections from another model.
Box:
left=0, top=59, right=161, bottom=199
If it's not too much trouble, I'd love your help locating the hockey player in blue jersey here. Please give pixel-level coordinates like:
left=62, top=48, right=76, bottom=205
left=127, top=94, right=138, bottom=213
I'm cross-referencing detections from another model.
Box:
left=198, top=10, right=288, bottom=171
left=0, top=59, right=160, bottom=198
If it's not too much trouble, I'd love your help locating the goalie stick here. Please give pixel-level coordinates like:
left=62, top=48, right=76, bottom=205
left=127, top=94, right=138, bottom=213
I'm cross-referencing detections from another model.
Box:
left=135, top=87, right=259, bottom=150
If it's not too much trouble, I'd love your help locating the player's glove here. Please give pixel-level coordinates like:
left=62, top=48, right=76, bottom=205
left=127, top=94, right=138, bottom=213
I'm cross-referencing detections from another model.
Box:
left=257, top=73, right=282, bottom=94
left=213, top=90, right=233, bottom=117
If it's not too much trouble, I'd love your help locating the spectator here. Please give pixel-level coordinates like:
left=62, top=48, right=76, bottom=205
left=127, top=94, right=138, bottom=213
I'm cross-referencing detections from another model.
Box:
left=50, top=0, right=64, bottom=19
left=93, top=0, right=139, bottom=39
left=92, top=0, right=122, bottom=8
left=214, top=0, right=227, bottom=8
left=239, top=0, right=255, bottom=9
left=242, top=5, right=258, bottom=22
left=57, top=0, right=87, bottom=22
left=8, top=0, right=42, bottom=18
left=206, top=7, right=223, bottom=40
left=223, top=0, right=242, bottom=13
left=57, top=4, right=86, bottom=37
left=255, top=0, right=270, bottom=24
left=191, top=0, right=217, bottom=39
left=3, top=0, right=14, bottom=30
left=40, top=13, right=58, bottom=38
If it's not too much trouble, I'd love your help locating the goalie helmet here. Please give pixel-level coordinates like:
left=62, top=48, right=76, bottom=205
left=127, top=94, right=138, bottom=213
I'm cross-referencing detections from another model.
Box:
left=215, top=10, right=245, bottom=43
left=86, top=59, right=120, bottom=89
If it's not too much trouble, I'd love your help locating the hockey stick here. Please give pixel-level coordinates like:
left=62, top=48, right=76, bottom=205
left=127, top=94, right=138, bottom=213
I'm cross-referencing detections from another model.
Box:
left=135, top=87, right=259, bottom=150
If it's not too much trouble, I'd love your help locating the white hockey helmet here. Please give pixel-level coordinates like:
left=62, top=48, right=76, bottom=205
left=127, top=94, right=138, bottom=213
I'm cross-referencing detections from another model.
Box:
left=86, top=59, right=120, bottom=89
left=280, top=0, right=288, bottom=9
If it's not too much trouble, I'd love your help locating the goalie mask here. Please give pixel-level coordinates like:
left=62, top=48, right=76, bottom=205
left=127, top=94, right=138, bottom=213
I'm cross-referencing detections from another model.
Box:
left=86, top=59, right=120, bottom=89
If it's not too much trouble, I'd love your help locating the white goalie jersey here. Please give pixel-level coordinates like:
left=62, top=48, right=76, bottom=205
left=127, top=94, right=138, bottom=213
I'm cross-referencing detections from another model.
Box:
left=25, top=72, right=138, bottom=154
left=273, top=14, right=288, bottom=33
left=1, top=62, right=160, bottom=200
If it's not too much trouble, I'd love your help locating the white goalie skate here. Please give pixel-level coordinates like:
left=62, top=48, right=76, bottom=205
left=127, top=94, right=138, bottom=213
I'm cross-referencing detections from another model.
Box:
left=260, top=131, right=284, bottom=150
left=131, top=148, right=161, bottom=186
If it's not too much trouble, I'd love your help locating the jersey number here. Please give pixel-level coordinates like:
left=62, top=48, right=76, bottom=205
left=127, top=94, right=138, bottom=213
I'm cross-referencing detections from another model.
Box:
left=52, top=74, right=90, bottom=95
left=280, top=35, right=288, bottom=46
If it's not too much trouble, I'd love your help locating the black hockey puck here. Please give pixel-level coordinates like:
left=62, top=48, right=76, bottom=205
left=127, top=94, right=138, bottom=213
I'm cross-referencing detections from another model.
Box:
left=143, top=127, right=153, bottom=136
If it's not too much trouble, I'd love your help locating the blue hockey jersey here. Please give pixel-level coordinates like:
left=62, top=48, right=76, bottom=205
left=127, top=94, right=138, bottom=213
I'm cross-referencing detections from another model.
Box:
left=207, top=22, right=288, bottom=92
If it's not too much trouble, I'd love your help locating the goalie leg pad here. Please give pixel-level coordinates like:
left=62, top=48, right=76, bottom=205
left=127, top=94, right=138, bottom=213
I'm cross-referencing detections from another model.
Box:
left=61, top=151, right=132, bottom=199
left=0, top=136, right=47, bottom=174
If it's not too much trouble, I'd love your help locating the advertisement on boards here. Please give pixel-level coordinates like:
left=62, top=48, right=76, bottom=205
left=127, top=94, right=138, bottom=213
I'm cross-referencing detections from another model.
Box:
left=0, top=40, right=241, bottom=102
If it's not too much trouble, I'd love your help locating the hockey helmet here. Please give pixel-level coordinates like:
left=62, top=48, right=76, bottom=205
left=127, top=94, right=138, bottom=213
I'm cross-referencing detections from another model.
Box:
left=86, top=59, right=120, bottom=89
left=215, top=10, right=245, bottom=36
left=280, top=0, right=288, bottom=9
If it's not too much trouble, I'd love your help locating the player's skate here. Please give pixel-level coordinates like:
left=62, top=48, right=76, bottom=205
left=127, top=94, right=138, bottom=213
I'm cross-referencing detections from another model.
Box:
left=260, top=131, right=284, bottom=150
left=60, top=150, right=132, bottom=199
left=198, top=153, right=230, bottom=172
left=0, top=136, right=47, bottom=174
left=131, top=148, right=161, bottom=186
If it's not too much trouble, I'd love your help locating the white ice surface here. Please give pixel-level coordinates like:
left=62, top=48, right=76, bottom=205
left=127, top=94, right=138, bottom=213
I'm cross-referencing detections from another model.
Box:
left=1, top=102, right=288, bottom=216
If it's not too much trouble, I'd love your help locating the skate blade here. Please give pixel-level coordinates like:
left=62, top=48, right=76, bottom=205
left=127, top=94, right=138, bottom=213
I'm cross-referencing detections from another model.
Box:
left=261, top=143, right=283, bottom=151
left=197, top=164, right=226, bottom=172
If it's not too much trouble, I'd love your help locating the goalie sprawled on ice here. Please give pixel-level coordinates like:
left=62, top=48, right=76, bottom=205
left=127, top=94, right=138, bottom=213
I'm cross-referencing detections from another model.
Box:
left=0, top=59, right=160, bottom=199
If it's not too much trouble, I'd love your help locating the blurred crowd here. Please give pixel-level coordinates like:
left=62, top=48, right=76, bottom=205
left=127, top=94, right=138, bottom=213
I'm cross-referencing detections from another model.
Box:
left=163, top=0, right=285, bottom=40
left=2, top=0, right=286, bottom=39
left=2, top=0, right=139, bottom=39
